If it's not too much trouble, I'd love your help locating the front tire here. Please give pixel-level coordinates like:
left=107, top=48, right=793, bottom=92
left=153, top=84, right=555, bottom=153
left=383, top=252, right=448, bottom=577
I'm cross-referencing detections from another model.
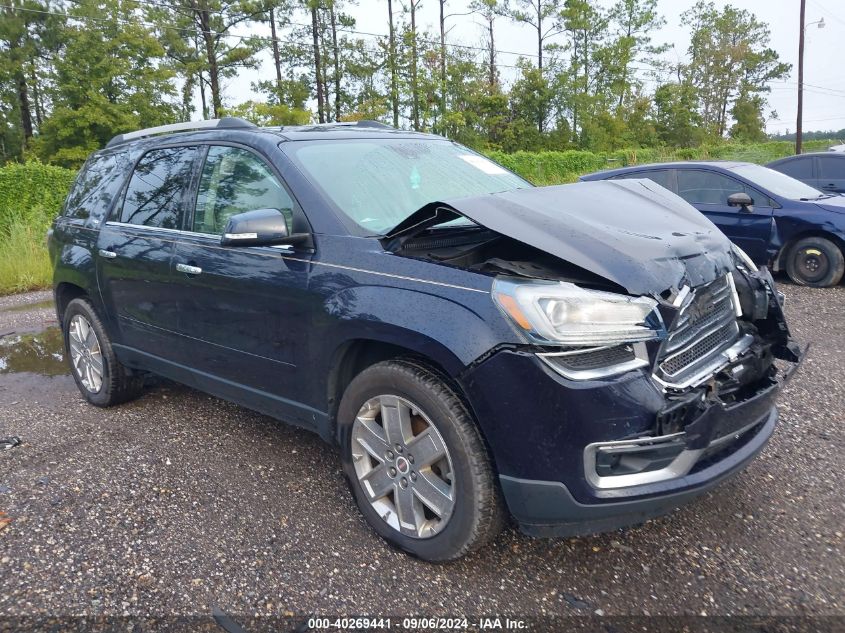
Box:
left=337, top=360, right=504, bottom=561
left=785, top=237, right=845, bottom=287
left=62, top=297, right=143, bottom=406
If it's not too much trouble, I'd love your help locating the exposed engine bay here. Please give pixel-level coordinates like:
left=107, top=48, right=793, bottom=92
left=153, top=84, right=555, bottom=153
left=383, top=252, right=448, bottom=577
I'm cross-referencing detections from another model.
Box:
left=382, top=183, right=805, bottom=475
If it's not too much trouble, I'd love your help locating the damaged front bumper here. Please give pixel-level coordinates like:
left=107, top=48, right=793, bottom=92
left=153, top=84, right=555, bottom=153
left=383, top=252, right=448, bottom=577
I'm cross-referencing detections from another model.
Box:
left=460, top=265, right=805, bottom=537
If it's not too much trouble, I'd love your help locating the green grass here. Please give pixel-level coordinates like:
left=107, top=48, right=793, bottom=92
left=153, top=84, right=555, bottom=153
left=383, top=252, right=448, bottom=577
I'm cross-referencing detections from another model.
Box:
left=486, top=139, right=835, bottom=186
left=0, top=218, right=53, bottom=295
left=0, top=161, right=76, bottom=295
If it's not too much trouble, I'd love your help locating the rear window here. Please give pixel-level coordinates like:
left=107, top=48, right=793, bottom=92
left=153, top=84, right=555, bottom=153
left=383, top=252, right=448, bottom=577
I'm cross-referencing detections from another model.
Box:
left=120, top=147, right=198, bottom=229
left=64, top=152, right=130, bottom=221
left=612, top=169, right=673, bottom=190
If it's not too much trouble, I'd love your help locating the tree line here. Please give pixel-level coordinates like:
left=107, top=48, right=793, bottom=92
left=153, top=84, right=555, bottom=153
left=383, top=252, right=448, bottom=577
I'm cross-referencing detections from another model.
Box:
left=0, top=0, right=792, bottom=167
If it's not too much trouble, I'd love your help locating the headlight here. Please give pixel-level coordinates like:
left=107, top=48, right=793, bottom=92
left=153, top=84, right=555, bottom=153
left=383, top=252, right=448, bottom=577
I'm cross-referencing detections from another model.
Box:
left=492, top=278, right=664, bottom=346
left=731, top=242, right=757, bottom=270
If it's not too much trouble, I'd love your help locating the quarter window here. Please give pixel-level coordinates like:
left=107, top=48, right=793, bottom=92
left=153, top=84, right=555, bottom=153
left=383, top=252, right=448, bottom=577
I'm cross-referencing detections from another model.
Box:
left=65, top=152, right=130, bottom=220
left=120, top=147, right=198, bottom=229
left=193, top=146, right=293, bottom=235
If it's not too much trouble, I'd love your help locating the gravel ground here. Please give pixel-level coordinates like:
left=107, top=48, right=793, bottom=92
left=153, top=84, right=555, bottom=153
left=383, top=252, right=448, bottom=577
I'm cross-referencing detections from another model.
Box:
left=0, top=283, right=843, bottom=627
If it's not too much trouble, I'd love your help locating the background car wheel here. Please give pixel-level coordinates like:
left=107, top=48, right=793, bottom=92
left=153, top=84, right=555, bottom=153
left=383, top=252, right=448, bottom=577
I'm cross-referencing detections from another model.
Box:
left=62, top=298, right=143, bottom=407
left=337, top=359, right=505, bottom=561
left=785, top=237, right=845, bottom=287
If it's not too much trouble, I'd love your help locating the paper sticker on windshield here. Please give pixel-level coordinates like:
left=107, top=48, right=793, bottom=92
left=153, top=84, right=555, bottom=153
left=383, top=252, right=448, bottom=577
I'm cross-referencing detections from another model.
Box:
left=458, top=154, right=508, bottom=175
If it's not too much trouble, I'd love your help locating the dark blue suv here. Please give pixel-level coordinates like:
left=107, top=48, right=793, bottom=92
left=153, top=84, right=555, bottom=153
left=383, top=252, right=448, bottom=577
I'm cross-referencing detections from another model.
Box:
left=49, top=120, right=802, bottom=560
left=581, top=161, right=845, bottom=287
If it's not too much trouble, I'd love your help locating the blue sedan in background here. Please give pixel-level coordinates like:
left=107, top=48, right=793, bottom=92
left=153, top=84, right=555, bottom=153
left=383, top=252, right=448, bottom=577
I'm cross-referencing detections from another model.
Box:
left=581, top=161, right=845, bottom=287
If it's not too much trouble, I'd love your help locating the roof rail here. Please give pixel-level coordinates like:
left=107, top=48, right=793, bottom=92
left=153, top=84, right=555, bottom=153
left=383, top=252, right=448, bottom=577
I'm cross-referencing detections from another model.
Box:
left=354, top=120, right=393, bottom=129
left=286, top=120, right=394, bottom=131
left=106, top=117, right=256, bottom=148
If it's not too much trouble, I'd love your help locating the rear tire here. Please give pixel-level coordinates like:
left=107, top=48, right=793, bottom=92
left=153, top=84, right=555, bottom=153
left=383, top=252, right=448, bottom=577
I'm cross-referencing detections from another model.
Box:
left=337, top=359, right=505, bottom=561
left=62, top=298, right=144, bottom=406
left=785, top=236, right=844, bottom=287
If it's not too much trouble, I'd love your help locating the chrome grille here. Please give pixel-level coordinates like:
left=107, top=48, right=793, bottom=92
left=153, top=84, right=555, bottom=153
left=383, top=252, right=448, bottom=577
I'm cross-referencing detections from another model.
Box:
left=658, top=275, right=739, bottom=380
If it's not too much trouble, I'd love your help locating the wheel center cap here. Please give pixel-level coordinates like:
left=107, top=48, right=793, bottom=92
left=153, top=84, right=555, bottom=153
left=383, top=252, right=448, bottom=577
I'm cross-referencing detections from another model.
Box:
left=395, top=456, right=410, bottom=475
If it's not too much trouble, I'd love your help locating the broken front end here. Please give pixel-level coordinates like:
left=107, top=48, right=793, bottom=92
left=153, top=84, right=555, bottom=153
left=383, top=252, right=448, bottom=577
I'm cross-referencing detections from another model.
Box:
left=388, top=181, right=804, bottom=536
left=461, top=260, right=803, bottom=536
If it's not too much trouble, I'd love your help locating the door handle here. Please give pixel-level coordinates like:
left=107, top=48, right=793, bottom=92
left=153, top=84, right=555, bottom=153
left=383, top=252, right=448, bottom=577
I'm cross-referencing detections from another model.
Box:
left=98, top=249, right=117, bottom=259
left=176, top=263, right=202, bottom=275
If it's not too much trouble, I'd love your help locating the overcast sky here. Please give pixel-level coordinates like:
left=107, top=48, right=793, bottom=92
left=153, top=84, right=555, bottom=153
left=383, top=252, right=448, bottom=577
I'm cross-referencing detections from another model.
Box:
left=224, top=0, right=845, bottom=136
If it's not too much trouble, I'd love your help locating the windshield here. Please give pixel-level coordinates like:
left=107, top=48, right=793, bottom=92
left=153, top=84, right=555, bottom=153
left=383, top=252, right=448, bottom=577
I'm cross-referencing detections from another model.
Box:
left=286, top=138, right=529, bottom=235
left=728, top=163, right=827, bottom=200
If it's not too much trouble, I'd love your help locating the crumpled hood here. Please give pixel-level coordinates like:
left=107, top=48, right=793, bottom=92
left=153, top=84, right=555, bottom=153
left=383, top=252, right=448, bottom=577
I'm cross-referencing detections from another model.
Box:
left=387, top=179, right=734, bottom=296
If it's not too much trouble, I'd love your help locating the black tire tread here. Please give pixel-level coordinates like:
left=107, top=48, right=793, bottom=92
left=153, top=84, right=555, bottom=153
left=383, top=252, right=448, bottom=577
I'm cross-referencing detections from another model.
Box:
left=64, top=297, right=144, bottom=407
left=785, top=236, right=845, bottom=287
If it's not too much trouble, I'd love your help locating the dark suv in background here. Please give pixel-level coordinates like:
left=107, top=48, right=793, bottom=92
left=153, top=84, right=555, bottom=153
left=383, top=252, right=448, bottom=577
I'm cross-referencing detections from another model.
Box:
left=767, top=152, right=845, bottom=195
left=49, top=119, right=802, bottom=561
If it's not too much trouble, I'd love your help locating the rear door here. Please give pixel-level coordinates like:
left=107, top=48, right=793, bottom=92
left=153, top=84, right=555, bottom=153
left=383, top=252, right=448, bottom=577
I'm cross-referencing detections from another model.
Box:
left=168, top=144, right=316, bottom=427
left=675, top=168, right=775, bottom=263
left=96, top=145, right=199, bottom=359
left=816, top=155, right=845, bottom=194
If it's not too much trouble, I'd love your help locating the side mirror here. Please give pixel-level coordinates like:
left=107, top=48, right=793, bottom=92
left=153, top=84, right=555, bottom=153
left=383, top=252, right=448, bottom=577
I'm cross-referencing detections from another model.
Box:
left=220, top=208, right=312, bottom=249
left=727, top=192, right=754, bottom=213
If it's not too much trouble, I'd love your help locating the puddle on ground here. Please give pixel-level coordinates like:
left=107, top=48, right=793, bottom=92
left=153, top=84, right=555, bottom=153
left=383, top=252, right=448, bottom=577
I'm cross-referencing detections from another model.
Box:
left=0, top=326, right=68, bottom=377
left=1, top=299, right=55, bottom=313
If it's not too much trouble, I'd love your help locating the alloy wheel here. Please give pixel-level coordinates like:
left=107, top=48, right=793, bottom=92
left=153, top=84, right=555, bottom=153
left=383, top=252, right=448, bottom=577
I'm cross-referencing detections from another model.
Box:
left=351, top=395, right=455, bottom=538
left=68, top=314, right=103, bottom=393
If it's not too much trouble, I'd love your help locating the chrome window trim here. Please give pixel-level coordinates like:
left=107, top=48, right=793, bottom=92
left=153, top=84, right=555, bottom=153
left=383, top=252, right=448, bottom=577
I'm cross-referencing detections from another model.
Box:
left=105, top=220, right=217, bottom=239
left=103, top=221, right=486, bottom=293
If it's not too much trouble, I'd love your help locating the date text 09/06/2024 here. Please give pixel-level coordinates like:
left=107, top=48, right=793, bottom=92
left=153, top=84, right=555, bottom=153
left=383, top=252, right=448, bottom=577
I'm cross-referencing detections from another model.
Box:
left=306, top=616, right=528, bottom=630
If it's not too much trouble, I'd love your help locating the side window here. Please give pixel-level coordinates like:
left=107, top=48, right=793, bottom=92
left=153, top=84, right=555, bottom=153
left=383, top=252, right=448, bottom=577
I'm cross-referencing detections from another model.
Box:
left=818, top=156, right=844, bottom=180
left=676, top=170, right=750, bottom=206
left=64, top=152, right=129, bottom=221
left=612, top=169, right=673, bottom=191
left=776, top=157, right=813, bottom=179
left=120, top=146, right=198, bottom=229
left=193, top=146, right=293, bottom=235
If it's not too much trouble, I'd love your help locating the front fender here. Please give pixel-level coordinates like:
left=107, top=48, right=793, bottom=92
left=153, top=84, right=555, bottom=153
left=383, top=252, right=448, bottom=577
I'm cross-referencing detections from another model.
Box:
left=321, top=285, right=510, bottom=375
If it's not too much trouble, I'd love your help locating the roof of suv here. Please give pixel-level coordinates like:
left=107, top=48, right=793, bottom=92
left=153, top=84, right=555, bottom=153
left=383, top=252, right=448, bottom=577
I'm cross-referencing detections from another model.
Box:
left=105, top=117, right=438, bottom=150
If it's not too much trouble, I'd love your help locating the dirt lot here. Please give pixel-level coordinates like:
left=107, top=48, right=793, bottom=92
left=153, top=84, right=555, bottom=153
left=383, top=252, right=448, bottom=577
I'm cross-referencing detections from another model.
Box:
left=0, top=282, right=843, bottom=627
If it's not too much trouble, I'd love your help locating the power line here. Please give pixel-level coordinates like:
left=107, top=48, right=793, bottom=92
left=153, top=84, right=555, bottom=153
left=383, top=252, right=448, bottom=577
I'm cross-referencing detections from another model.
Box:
left=773, top=80, right=845, bottom=96
left=808, top=0, right=845, bottom=27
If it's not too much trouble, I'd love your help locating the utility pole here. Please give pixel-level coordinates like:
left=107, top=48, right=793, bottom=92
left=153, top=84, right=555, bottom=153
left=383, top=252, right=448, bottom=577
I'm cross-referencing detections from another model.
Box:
left=797, top=0, right=805, bottom=155
left=797, top=2, right=825, bottom=154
